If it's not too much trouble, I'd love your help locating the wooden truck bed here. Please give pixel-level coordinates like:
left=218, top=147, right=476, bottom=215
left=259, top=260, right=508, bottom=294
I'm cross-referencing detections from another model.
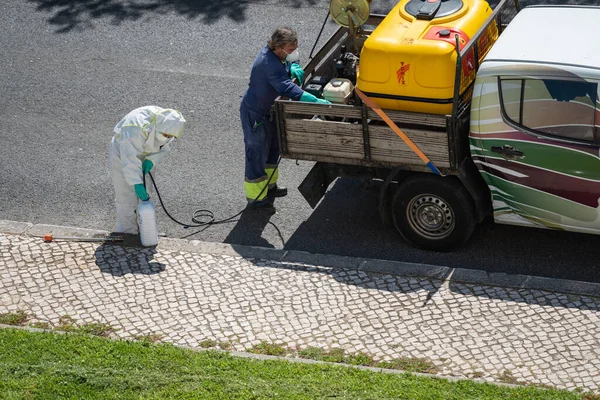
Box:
left=274, top=1, right=517, bottom=174
left=274, top=101, right=451, bottom=173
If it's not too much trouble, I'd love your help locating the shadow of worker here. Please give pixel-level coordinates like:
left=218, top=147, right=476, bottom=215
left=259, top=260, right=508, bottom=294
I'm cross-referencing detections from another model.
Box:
left=223, top=208, right=277, bottom=248
left=94, top=241, right=166, bottom=277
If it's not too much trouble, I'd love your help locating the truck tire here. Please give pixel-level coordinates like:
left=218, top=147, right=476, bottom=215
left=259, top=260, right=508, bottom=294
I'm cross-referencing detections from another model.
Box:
left=392, top=175, right=476, bottom=251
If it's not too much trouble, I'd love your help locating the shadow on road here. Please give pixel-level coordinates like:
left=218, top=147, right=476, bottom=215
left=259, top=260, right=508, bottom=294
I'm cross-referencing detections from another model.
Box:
left=281, top=178, right=600, bottom=285
left=223, top=208, right=283, bottom=248
left=28, top=0, right=322, bottom=33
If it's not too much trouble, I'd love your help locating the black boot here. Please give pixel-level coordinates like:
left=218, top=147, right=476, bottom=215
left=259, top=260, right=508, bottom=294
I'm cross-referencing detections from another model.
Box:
left=246, top=198, right=276, bottom=214
left=268, top=185, right=288, bottom=198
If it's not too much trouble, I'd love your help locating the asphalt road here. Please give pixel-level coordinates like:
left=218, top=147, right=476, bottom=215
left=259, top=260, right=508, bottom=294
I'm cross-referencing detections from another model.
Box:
left=2, top=0, right=599, bottom=284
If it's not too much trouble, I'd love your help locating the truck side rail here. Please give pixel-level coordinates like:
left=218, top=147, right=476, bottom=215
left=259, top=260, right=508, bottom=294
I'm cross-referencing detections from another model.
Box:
left=449, top=0, right=520, bottom=168
left=453, top=0, right=520, bottom=114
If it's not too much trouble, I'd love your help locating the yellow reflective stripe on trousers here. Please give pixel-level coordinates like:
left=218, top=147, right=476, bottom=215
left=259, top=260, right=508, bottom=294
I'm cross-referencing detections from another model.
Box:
left=265, top=165, right=279, bottom=189
left=245, top=177, right=268, bottom=202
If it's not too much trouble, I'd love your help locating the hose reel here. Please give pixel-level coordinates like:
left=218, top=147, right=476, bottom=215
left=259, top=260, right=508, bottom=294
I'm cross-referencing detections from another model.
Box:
left=329, top=0, right=372, bottom=52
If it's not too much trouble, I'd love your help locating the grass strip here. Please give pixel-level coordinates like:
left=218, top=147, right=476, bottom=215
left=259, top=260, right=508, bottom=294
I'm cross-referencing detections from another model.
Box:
left=0, top=328, right=589, bottom=400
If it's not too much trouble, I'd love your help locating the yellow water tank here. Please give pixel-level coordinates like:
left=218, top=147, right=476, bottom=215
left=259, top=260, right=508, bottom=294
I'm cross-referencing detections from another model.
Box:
left=356, top=0, right=495, bottom=114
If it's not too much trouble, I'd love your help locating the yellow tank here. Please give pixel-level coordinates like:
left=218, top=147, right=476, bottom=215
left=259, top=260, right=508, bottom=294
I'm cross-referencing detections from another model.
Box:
left=356, top=0, right=495, bottom=114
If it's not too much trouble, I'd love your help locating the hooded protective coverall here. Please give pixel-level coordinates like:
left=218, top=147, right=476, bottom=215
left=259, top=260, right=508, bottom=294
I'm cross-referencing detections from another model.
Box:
left=110, top=106, right=186, bottom=234
left=241, top=46, right=304, bottom=202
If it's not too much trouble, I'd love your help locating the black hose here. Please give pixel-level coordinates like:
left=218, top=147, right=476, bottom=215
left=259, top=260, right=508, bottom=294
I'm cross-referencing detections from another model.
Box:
left=309, top=9, right=331, bottom=60
left=142, top=157, right=279, bottom=229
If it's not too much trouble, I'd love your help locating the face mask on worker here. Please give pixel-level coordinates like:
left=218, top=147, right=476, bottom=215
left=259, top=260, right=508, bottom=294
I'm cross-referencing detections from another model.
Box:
left=157, top=133, right=172, bottom=144
left=284, top=48, right=300, bottom=63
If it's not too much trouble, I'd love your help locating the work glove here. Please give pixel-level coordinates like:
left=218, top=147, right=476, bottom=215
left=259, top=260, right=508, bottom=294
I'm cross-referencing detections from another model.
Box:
left=300, top=91, right=331, bottom=105
left=142, top=159, right=154, bottom=174
left=134, top=184, right=149, bottom=201
left=290, top=63, right=305, bottom=85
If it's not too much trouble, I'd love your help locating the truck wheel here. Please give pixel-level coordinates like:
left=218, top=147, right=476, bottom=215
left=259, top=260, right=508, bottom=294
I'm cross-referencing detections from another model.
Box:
left=392, top=175, right=476, bottom=251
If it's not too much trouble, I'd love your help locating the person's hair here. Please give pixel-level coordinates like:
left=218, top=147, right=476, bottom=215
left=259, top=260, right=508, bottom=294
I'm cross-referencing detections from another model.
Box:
left=267, top=27, right=298, bottom=50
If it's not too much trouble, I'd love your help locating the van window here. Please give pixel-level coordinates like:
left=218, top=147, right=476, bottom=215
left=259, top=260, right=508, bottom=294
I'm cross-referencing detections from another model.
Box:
left=500, top=78, right=598, bottom=142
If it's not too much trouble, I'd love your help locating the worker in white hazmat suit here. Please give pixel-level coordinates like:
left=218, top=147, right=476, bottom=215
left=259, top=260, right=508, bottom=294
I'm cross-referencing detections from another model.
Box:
left=109, top=106, right=186, bottom=234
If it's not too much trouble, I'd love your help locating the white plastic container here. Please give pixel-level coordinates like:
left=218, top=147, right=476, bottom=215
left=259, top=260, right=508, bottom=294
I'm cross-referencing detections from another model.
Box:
left=137, top=199, right=158, bottom=247
left=323, top=78, right=354, bottom=104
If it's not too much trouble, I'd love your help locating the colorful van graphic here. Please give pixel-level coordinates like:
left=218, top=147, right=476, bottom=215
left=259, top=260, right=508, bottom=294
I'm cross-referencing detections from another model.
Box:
left=467, top=5, right=600, bottom=236
left=470, top=69, right=600, bottom=233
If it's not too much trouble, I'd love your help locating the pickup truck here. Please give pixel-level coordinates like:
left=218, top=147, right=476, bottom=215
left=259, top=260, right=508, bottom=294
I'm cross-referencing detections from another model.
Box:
left=274, top=0, right=600, bottom=251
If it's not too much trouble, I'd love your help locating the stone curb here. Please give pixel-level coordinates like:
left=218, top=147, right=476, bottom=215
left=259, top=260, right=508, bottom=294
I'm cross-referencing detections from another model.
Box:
left=0, top=324, right=521, bottom=390
left=2, top=219, right=600, bottom=298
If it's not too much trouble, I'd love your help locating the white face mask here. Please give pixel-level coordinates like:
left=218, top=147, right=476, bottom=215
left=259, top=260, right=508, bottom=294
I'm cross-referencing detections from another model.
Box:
left=285, top=49, right=300, bottom=63
left=156, top=133, right=171, bottom=144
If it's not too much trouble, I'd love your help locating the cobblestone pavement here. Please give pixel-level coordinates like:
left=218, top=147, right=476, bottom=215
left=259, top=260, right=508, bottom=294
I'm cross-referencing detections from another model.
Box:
left=1, top=232, right=599, bottom=393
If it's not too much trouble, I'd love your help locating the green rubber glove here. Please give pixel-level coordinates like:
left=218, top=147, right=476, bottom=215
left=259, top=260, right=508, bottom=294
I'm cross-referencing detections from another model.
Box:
left=290, top=63, right=305, bottom=85
left=142, top=159, right=154, bottom=174
left=300, top=91, right=331, bottom=104
left=134, top=184, right=149, bottom=201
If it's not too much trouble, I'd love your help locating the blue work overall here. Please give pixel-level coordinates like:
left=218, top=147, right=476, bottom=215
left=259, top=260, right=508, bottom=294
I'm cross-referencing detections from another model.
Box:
left=241, top=46, right=304, bottom=202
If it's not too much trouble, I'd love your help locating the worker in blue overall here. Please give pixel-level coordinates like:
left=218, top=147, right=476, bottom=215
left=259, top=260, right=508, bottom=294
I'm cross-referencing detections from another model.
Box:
left=241, top=26, right=330, bottom=213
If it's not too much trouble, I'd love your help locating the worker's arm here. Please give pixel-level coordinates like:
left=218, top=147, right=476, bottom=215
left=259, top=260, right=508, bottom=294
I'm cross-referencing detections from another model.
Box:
left=144, top=140, right=173, bottom=167
left=267, top=63, right=304, bottom=100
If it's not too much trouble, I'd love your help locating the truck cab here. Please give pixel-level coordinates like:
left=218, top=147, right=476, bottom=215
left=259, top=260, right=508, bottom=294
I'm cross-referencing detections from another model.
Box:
left=469, top=5, right=600, bottom=235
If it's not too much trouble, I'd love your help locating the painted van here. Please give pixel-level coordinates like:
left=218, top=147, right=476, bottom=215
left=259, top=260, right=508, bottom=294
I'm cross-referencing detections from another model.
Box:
left=469, top=6, right=600, bottom=234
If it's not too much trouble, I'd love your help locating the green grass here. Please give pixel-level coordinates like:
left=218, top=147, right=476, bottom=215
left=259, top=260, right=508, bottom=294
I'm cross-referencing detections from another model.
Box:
left=0, top=328, right=591, bottom=399
left=297, top=346, right=438, bottom=372
left=29, top=322, right=50, bottom=330
left=247, top=341, right=288, bottom=356
left=198, top=339, right=231, bottom=350
left=53, top=315, right=117, bottom=337
left=299, top=347, right=373, bottom=366
left=0, top=311, right=29, bottom=326
left=377, top=356, right=440, bottom=374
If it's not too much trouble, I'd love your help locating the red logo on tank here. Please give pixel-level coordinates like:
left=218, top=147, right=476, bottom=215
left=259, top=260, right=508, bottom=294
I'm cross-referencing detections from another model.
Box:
left=397, top=62, right=410, bottom=85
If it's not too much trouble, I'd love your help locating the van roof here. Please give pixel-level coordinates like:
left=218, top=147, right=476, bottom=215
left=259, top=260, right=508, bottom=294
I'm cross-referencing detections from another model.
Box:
left=481, top=6, right=600, bottom=71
